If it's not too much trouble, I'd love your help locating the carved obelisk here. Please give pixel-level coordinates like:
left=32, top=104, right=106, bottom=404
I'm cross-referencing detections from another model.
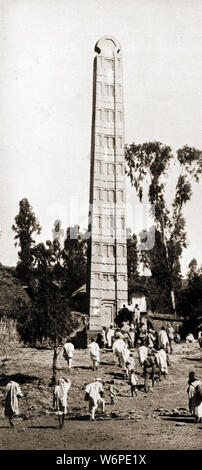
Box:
left=87, top=36, right=128, bottom=337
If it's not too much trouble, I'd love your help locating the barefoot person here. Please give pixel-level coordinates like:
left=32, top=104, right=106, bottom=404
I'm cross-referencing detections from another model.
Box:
left=187, top=371, right=202, bottom=423
left=155, top=347, right=168, bottom=380
left=130, top=369, right=138, bottom=397
left=106, top=324, right=115, bottom=349
left=63, top=339, right=75, bottom=371
left=125, top=353, right=135, bottom=379
left=53, top=376, right=71, bottom=428
left=158, top=326, right=169, bottom=351
left=85, top=378, right=105, bottom=421
left=166, top=323, right=175, bottom=354
left=138, top=340, right=148, bottom=368
left=112, top=337, right=127, bottom=367
left=4, top=381, right=23, bottom=427
left=109, top=380, right=119, bottom=405
left=143, top=349, right=158, bottom=392
left=88, top=338, right=100, bottom=370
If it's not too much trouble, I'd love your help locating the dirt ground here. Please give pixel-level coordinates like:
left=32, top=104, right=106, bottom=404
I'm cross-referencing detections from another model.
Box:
left=0, top=340, right=201, bottom=451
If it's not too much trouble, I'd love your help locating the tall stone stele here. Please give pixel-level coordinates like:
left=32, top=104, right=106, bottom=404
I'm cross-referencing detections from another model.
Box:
left=87, top=36, right=128, bottom=339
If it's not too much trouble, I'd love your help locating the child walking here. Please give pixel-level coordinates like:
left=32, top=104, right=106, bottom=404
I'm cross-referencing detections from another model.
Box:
left=109, top=380, right=119, bottom=405
left=130, top=369, right=138, bottom=397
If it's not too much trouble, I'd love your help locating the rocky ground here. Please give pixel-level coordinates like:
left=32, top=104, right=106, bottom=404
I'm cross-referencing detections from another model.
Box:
left=0, top=340, right=201, bottom=451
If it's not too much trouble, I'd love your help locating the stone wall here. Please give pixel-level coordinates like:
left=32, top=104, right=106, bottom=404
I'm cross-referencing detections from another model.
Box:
left=147, top=312, right=188, bottom=337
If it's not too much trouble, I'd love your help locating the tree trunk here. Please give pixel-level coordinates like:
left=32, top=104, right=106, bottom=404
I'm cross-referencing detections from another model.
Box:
left=51, top=345, right=58, bottom=386
left=161, top=219, right=177, bottom=316
left=170, top=289, right=176, bottom=316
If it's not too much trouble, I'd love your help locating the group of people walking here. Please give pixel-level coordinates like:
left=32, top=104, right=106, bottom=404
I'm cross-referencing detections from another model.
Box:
left=99, top=321, right=179, bottom=355
left=3, top=320, right=202, bottom=427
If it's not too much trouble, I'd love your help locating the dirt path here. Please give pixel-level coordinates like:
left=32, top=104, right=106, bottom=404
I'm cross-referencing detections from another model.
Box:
left=0, top=341, right=201, bottom=450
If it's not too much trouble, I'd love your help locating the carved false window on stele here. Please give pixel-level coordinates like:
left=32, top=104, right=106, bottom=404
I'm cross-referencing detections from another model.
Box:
left=103, top=245, right=108, bottom=257
left=108, top=244, right=115, bottom=257
left=103, top=109, right=115, bottom=122
left=103, top=135, right=115, bottom=149
left=108, top=136, right=115, bottom=148
left=117, top=163, right=124, bottom=175
left=102, top=190, right=108, bottom=203
left=108, top=190, right=115, bottom=203
left=96, top=161, right=102, bottom=174
left=96, top=134, right=102, bottom=147
left=121, top=217, right=125, bottom=229
left=118, top=245, right=125, bottom=257
left=107, top=163, right=112, bottom=175
left=94, top=244, right=101, bottom=256
left=117, top=190, right=124, bottom=202
left=103, top=84, right=115, bottom=98
left=97, top=109, right=102, bottom=122
left=118, top=137, right=122, bottom=148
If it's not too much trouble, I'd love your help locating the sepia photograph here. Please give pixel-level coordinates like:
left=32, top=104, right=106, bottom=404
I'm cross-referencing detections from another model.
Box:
left=0, top=0, right=202, bottom=465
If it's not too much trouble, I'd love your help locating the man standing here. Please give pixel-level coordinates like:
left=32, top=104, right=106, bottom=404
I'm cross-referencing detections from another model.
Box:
left=112, top=337, right=127, bottom=367
left=158, top=326, right=169, bottom=351
left=155, top=347, right=168, bottom=380
left=138, top=340, right=148, bottom=368
left=53, top=376, right=71, bottom=428
left=187, top=371, right=202, bottom=423
left=88, top=338, right=100, bottom=370
left=166, top=323, right=175, bottom=354
left=4, top=381, right=23, bottom=427
left=106, top=324, right=115, bottom=349
left=63, top=339, right=75, bottom=371
left=133, top=304, right=140, bottom=324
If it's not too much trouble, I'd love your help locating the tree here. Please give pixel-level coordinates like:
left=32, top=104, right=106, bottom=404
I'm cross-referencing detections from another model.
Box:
left=126, top=229, right=139, bottom=280
left=125, top=142, right=202, bottom=315
left=13, top=201, right=86, bottom=384
left=12, top=198, right=41, bottom=298
left=16, top=238, right=80, bottom=385
left=177, top=259, right=202, bottom=319
left=62, top=225, right=87, bottom=296
left=187, top=258, right=202, bottom=281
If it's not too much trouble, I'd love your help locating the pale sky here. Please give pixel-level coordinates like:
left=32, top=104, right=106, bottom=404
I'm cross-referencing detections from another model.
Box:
left=0, top=0, right=202, bottom=276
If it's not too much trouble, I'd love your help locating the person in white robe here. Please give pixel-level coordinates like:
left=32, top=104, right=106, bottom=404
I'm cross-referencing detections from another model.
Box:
left=106, top=324, right=115, bottom=348
left=155, top=348, right=168, bottom=379
left=186, top=332, right=195, bottom=344
left=112, top=338, right=127, bottom=367
left=125, top=353, right=135, bottom=379
left=88, top=338, right=100, bottom=370
left=85, top=378, right=105, bottom=420
left=63, top=339, right=75, bottom=371
left=53, top=376, right=71, bottom=428
left=138, top=342, right=148, bottom=368
left=187, top=372, right=202, bottom=423
left=4, top=381, right=23, bottom=427
left=158, top=327, right=169, bottom=351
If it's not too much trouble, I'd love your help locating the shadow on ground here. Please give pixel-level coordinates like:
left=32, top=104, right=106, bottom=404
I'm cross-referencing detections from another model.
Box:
left=0, top=373, right=39, bottom=386
left=161, top=415, right=194, bottom=423
left=29, top=425, right=58, bottom=429
left=183, top=357, right=202, bottom=362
